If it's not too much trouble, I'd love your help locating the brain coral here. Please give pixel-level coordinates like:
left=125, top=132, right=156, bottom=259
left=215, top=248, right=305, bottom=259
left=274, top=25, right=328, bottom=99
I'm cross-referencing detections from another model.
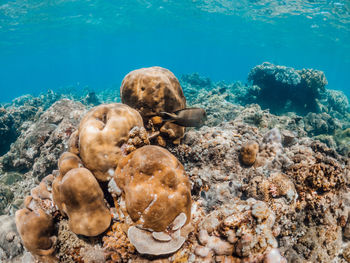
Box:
left=120, top=66, right=187, bottom=145
left=74, top=103, right=144, bottom=181
left=113, top=145, right=191, bottom=232
left=52, top=167, right=111, bottom=236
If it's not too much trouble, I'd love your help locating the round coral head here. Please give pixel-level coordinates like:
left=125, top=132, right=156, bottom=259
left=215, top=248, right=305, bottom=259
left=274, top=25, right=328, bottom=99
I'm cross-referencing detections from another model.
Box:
left=78, top=103, right=144, bottom=181
left=15, top=207, right=55, bottom=256
left=240, top=141, right=259, bottom=166
left=55, top=167, right=111, bottom=236
left=120, top=66, right=186, bottom=117
left=114, top=145, right=191, bottom=232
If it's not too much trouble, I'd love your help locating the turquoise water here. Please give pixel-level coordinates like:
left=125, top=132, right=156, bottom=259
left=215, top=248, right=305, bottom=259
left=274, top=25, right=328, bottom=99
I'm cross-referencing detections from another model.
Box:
left=0, top=0, right=349, bottom=102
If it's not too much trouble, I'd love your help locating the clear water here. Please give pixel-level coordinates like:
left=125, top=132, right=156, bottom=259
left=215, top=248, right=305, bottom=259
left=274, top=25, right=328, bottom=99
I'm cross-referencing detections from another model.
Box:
left=0, top=0, right=349, bottom=102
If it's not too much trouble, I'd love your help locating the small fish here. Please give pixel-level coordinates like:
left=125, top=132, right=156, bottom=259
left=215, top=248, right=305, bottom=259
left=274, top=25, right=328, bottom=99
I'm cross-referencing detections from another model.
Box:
left=160, top=108, right=207, bottom=127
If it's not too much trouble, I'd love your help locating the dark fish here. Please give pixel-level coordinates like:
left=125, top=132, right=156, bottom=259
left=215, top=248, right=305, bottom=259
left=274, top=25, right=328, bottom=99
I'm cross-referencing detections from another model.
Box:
left=160, top=108, right=207, bottom=127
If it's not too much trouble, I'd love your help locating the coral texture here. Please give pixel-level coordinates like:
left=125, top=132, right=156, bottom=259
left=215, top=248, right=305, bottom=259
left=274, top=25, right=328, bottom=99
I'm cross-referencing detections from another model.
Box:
left=0, top=66, right=349, bottom=262
left=121, top=66, right=187, bottom=145
left=121, top=66, right=186, bottom=117
left=240, top=140, right=259, bottom=166
left=53, top=167, right=111, bottom=236
left=0, top=215, right=23, bottom=261
left=247, top=62, right=328, bottom=115
left=15, top=207, right=56, bottom=258
left=113, top=145, right=191, bottom=232
left=75, top=103, right=143, bottom=181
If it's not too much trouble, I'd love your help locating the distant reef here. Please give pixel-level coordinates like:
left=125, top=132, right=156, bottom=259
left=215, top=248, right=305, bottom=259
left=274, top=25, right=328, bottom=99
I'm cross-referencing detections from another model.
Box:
left=0, top=64, right=349, bottom=263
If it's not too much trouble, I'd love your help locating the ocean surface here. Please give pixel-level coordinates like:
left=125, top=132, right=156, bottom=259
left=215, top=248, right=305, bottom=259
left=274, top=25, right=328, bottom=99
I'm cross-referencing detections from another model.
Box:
left=0, top=0, right=349, bottom=102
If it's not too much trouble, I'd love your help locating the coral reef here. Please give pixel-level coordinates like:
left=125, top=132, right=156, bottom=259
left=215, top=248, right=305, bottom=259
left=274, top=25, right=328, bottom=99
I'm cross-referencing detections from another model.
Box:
left=0, top=66, right=349, bottom=262
left=0, top=99, right=86, bottom=215
left=15, top=207, right=56, bottom=260
left=121, top=66, right=186, bottom=118
left=247, top=62, right=328, bottom=115
left=1, top=99, right=85, bottom=178
left=195, top=199, right=278, bottom=262
left=103, top=222, right=135, bottom=262
left=0, top=105, right=37, bottom=155
left=56, top=219, right=101, bottom=263
left=112, top=145, right=191, bottom=232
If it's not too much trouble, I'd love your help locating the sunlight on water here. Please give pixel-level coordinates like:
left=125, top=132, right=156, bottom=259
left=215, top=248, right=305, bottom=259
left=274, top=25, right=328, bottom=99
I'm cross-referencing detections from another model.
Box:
left=0, top=0, right=349, bottom=101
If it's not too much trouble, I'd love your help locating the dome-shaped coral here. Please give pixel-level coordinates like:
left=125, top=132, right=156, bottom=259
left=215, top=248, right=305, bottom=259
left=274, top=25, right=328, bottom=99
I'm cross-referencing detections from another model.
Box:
left=120, top=66, right=186, bottom=117
left=52, top=167, right=111, bottom=236
left=120, top=67, right=187, bottom=145
left=57, top=152, right=83, bottom=177
left=75, top=103, right=144, bottom=181
left=53, top=152, right=83, bottom=212
left=15, top=207, right=56, bottom=258
left=113, top=145, right=191, bottom=232
left=240, top=141, right=259, bottom=166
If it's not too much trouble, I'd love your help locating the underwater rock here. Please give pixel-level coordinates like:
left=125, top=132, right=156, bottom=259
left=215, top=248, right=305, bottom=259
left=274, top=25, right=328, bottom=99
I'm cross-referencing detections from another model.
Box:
left=1, top=99, right=86, bottom=177
left=0, top=215, right=23, bottom=261
left=247, top=62, right=327, bottom=115
left=0, top=105, right=38, bottom=155
left=0, top=99, right=86, bottom=214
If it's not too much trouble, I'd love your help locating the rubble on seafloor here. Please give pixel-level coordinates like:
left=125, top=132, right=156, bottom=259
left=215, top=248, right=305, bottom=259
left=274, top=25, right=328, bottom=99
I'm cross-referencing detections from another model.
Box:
left=0, top=64, right=349, bottom=263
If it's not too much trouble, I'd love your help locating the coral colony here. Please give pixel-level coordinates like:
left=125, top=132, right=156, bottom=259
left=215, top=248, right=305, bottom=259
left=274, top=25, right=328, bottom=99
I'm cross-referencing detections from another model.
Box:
left=0, top=64, right=349, bottom=262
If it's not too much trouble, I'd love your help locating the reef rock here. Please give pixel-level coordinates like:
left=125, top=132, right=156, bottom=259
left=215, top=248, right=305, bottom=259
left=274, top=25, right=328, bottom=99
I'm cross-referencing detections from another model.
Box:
left=0, top=99, right=86, bottom=214
left=247, top=62, right=328, bottom=115
left=0, top=215, right=23, bottom=262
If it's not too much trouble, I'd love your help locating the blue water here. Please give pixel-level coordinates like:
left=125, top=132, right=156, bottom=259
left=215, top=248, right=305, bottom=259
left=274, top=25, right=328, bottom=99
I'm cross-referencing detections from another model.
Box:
left=0, top=0, right=349, bottom=102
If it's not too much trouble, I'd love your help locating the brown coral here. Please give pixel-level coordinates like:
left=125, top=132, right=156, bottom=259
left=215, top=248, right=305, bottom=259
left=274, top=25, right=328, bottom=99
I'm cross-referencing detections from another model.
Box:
left=58, top=152, right=83, bottom=177
left=15, top=206, right=56, bottom=258
left=287, top=150, right=345, bottom=194
left=113, top=145, right=191, bottom=232
left=120, top=66, right=187, bottom=145
left=75, top=103, right=144, bottom=181
left=53, top=152, right=83, bottom=212
left=121, top=66, right=186, bottom=117
left=52, top=167, right=111, bottom=236
left=240, top=141, right=259, bottom=166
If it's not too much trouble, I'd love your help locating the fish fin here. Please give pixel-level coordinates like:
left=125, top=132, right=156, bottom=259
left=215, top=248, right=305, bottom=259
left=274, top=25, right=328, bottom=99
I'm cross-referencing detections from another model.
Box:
left=159, top=112, right=177, bottom=121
